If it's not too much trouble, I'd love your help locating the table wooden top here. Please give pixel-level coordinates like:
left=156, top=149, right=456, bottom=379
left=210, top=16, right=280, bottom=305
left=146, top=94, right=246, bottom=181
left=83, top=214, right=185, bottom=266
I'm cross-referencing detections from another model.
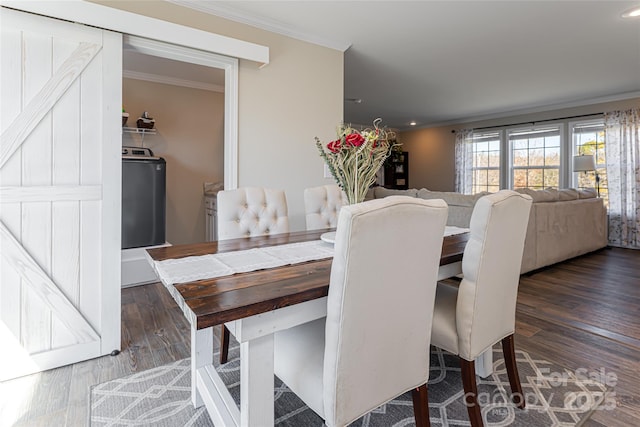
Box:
left=147, top=229, right=469, bottom=330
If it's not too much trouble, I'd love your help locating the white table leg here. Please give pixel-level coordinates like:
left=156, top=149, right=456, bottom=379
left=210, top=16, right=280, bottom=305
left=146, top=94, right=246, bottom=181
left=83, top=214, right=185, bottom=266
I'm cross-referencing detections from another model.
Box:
left=191, top=326, right=213, bottom=408
left=240, top=334, right=275, bottom=427
left=437, top=261, right=462, bottom=281
left=475, top=349, right=493, bottom=378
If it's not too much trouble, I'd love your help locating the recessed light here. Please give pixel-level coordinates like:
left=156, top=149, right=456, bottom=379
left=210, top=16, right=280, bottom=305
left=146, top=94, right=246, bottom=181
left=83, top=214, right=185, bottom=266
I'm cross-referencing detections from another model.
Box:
left=621, top=5, right=640, bottom=18
left=409, top=121, right=417, bottom=126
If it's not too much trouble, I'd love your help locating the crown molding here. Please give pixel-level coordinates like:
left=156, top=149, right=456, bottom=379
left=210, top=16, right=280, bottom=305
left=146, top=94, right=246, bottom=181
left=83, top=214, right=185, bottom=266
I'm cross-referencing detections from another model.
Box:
left=168, top=0, right=351, bottom=52
left=123, top=70, right=224, bottom=93
left=410, top=90, right=640, bottom=131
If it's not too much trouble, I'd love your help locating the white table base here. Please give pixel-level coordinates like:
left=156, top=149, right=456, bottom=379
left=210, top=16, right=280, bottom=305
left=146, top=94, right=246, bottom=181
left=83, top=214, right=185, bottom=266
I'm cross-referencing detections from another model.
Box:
left=188, top=261, right=493, bottom=427
left=192, top=298, right=328, bottom=426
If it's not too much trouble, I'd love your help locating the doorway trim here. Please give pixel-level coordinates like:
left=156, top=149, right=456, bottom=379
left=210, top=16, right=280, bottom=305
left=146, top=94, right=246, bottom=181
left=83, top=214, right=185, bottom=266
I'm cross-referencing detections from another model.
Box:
left=124, top=35, right=238, bottom=189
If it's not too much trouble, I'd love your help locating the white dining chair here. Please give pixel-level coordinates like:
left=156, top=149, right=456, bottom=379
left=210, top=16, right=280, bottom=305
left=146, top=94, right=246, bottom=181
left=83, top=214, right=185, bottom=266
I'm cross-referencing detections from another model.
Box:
left=304, top=184, right=348, bottom=230
left=274, top=195, right=448, bottom=427
left=217, top=186, right=289, bottom=240
left=430, top=190, right=532, bottom=427
left=216, top=186, right=289, bottom=363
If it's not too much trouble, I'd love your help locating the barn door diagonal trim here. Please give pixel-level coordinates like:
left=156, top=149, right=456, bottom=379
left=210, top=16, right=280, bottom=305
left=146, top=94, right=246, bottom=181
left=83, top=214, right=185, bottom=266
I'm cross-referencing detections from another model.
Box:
left=0, top=42, right=101, bottom=169
left=0, top=221, right=99, bottom=343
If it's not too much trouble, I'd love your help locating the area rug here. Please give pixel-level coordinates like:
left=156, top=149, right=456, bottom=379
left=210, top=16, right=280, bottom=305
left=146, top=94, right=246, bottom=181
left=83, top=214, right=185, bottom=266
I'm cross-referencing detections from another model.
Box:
left=90, top=345, right=608, bottom=426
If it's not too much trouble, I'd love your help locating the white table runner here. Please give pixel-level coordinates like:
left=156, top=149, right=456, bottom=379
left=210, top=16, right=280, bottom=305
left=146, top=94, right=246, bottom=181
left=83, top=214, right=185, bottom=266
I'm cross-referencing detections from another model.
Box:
left=444, top=225, right=469, bottom=236
left=152, top=226, right=469, bottom=286
left=152, top=240, right=335, bottom=285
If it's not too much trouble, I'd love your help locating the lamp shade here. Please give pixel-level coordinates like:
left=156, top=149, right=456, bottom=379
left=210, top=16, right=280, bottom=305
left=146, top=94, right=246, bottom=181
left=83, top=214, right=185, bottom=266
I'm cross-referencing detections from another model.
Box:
left=573, top=154, right=596, bottom=172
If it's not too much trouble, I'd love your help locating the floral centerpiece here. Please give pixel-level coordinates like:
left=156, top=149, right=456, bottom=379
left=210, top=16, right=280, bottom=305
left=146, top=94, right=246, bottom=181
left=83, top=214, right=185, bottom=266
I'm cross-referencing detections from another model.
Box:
left=316, top=118, right=396, bottom=205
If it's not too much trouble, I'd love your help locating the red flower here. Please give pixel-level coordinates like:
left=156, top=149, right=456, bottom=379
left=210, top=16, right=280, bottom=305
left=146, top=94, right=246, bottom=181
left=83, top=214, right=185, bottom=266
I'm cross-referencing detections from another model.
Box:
left=345, top=133, right=365, bottom=147
left=327, top=139, right=341, bottom=153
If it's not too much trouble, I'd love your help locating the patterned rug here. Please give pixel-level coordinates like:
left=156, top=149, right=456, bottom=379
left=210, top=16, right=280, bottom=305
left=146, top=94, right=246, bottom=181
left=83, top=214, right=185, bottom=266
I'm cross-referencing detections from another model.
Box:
left=90, top=345, right=609, bottom=426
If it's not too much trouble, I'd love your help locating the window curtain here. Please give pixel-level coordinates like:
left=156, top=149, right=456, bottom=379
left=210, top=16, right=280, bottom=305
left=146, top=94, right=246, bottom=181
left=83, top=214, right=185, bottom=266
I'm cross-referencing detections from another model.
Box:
left=455, top=129, right=473, bottom=194
left=604, top=108, right=640, bottom=249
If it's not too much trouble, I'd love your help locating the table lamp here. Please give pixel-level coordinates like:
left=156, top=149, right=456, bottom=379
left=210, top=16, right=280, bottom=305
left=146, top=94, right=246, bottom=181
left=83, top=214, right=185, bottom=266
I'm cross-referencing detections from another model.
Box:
left=573, top=154, right=600, bottom=197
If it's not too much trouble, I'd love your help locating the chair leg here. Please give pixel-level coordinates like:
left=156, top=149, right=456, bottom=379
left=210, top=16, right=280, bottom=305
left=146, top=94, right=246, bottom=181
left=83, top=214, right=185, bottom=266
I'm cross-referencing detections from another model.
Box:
left=460, top=358, right=483, bottom=427
left=219, top=325, right=230, bottom=364
left=411, top=384, right=431, bottom=427
left=501, top=334, right=525, bottom=409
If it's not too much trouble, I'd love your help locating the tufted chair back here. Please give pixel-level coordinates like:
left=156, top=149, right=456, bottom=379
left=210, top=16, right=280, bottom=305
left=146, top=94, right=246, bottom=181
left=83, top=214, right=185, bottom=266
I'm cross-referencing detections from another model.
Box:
left=456, top=190, right=532, bottom=360
left=217, top=187, right=289, bottom=240
left=274, top=196, right=448, bottom=427
left=429, top=190, right=532, bottom=427
left=304, top=185, right=348, bottom=230
left=322, top=196, right=448, bottom=426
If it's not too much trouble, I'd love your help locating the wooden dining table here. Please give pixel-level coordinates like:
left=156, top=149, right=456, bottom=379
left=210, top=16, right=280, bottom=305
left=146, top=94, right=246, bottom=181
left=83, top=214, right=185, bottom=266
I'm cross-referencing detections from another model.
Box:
left=146, top=229, right=482, bottom=427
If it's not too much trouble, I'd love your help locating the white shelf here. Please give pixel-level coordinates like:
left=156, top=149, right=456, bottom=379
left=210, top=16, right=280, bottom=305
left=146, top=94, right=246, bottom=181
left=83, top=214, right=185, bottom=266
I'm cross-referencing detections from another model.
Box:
left=123, top=127, right=156, bottom=135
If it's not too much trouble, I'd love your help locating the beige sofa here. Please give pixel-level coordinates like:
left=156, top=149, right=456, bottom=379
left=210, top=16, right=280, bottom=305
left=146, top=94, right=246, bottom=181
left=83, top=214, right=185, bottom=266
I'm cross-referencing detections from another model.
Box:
left=368, top=186, right=608, bottom=274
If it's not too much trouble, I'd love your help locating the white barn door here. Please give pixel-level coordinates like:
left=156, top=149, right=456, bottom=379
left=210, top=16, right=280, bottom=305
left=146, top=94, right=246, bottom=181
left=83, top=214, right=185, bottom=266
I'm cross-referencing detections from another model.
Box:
left=0, top=8, right=121, bottom=380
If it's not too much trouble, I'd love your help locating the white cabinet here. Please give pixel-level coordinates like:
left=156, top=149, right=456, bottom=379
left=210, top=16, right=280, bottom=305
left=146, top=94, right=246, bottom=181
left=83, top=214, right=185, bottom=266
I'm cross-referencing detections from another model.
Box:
left=203, top=182, right=222, bottom=242
left=205, top=195, right=217, bottom=242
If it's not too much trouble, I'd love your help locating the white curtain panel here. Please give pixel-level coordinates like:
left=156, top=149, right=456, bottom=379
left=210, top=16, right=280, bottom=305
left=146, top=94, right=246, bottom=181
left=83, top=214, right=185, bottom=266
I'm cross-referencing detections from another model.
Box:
left=454, top=129, right=474, bottom=194
left=604, top=108, right=640, bottom=249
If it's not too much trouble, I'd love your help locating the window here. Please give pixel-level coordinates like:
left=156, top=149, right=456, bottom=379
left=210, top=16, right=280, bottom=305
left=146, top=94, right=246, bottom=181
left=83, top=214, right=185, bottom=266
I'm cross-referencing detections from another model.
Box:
left=471, top=131, right=501, bottom=194
left=509, top=126, right=561, bottom=189
left=571, top=120, right=607, bottom=202
left=457, top=116, right=608, bottom=195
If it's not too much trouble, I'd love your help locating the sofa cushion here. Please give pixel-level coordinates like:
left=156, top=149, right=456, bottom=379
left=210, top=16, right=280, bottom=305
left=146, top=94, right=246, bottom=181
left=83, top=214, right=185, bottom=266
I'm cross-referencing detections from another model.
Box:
left=577, top=188, right=597, bottom=199
left=557, top=188, right=580, bottom=201
left=365, top=187, right=375, bottom=201
left=515, top=188, right=587, bottom=203
left=515, top=188, right=557, bottom=203
left=448, top=206, right=474, bottom=228
left=373, top=187, right=418, bottom=198
left=417, top=188, right=486, bottom=207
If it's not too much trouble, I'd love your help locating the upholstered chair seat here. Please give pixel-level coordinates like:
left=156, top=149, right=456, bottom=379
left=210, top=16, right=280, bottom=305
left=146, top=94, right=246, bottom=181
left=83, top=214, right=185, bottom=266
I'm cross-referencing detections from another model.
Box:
left=430, top=190, right=533, bottom=427
left=275, top=196, right=448, bottom=427
left=304, top=184, right=348, bottom=230
left=216, top=187, right=289, bottom=363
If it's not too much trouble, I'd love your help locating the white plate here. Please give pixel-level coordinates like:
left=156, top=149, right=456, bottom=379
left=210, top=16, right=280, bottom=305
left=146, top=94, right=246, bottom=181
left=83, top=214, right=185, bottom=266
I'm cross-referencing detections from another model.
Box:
left=320, top=231, right=336, bottom=244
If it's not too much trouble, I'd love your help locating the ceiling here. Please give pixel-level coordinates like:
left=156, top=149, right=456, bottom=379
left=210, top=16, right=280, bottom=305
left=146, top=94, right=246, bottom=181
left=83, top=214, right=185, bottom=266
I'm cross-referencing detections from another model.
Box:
left=166, top=1, right=640, bottom=130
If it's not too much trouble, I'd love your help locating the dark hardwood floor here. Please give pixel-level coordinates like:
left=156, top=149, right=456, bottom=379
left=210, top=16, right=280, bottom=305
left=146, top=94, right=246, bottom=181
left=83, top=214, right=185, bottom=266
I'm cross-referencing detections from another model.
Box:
left=2, top=247, right=638, bottom=426
left=513, top=248, right=640, bottom=427
left=2, top=280, right=196, bottom=427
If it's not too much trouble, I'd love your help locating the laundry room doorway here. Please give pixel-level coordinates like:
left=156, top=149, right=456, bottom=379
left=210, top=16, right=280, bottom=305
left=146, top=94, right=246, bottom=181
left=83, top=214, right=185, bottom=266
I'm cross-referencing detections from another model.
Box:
left=120, top=36, right=236, bottom=287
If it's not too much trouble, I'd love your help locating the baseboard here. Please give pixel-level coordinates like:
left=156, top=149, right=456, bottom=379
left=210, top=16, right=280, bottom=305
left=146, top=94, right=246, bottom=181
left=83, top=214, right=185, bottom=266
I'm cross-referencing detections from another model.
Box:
left=121, top=242, right=171, bottom=287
